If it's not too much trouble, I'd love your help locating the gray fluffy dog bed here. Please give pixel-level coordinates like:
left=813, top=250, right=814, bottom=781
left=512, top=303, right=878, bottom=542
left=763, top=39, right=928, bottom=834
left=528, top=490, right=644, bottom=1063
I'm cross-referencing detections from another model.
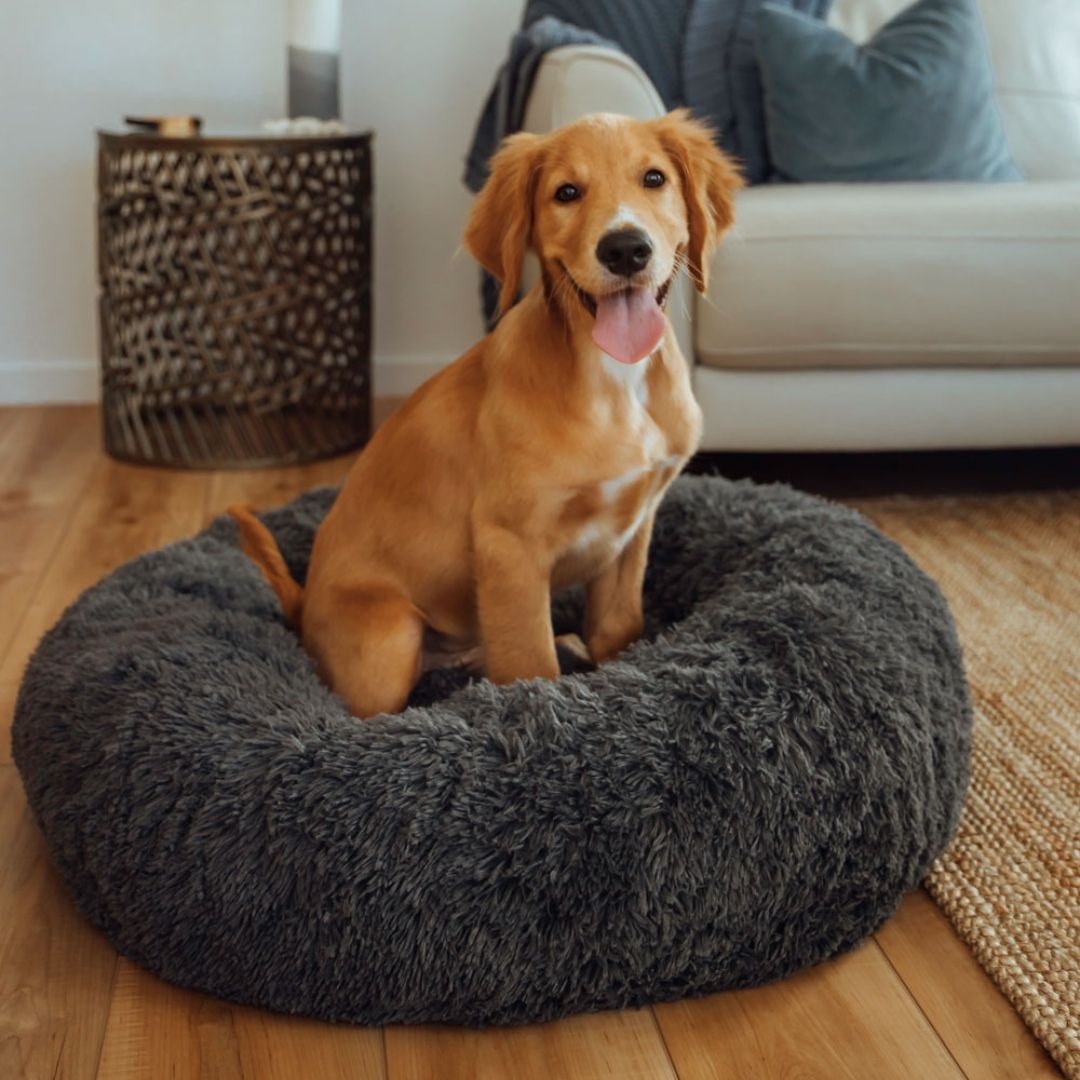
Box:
left=13, top=476, right=971, bottom=1026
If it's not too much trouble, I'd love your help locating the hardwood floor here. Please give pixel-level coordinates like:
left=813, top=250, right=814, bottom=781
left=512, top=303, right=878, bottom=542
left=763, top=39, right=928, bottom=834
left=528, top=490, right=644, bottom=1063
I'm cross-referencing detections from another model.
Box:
left=0, top=405, right=1062, bottom=1080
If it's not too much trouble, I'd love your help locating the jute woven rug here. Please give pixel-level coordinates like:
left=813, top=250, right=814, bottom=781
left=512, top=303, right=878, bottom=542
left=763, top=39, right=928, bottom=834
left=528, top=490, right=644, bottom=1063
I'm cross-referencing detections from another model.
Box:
left=852, top=488, right=1079, bottom=1079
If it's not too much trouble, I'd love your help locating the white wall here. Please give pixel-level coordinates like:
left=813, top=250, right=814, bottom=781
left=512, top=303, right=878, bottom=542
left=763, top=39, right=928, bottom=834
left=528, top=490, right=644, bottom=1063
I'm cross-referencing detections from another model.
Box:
left=341, top=0, right=522, bottom=393
left=0, top=0, right=522, bottom=403
left=0, top=0, right=285, bottom=403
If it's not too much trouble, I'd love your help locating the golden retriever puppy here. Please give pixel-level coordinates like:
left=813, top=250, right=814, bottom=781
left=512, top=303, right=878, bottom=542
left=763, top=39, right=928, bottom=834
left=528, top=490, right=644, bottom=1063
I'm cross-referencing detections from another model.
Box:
left=231, top=109, right=743, bottom=718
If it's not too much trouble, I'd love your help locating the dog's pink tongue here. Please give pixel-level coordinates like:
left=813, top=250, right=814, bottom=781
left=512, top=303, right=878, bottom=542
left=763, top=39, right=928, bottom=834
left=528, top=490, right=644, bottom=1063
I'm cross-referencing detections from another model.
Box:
left=591, top=287, right=665, bottom=364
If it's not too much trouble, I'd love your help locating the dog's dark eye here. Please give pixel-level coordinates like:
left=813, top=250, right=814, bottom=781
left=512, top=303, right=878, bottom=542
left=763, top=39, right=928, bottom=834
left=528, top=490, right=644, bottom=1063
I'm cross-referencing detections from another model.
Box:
left=643, top=169, right=665, bottom=188
left=554, top=183, right=581, bottom=203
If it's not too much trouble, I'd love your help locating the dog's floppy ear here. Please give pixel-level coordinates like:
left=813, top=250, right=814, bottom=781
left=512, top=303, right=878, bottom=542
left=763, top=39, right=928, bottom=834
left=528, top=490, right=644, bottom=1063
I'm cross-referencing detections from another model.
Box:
left=652, top=109, right=744, bottom=294
left=464, top=132, right=543, bottom=316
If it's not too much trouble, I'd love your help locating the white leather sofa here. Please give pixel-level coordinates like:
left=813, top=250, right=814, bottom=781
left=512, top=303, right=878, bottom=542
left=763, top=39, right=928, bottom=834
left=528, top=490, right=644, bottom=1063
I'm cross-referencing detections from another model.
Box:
left=521, top=0, right=1080, bottom=450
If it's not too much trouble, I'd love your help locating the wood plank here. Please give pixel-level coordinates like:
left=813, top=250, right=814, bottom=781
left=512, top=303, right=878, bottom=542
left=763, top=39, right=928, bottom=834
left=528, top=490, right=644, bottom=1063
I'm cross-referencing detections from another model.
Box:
left=95, top=963, right=242, bottom=1080
left=875, top=890, right=1062, bottom=1080
left=96, top=961, right=386, bottom=1080
left=653, top=937, right=965, bottom=1080
left=385, top=1008, right=675, bottom=1080
left=0, top=457, right=211, bottom=1080
left=0, top=406, right=92, bottom=483
left=231, top=996, right=386, bottom=1080
left=0, top=408, right=30, bottom=463
left=0, top=768, right=118, bottom=1080
left=0, top=457, right=211, bottom=763
left=0, top=407, right=100, bottom=667
left=205, top=452, right=356, bottom=522
left=0, top=767, right=28, bottom=880
left=202, top=395, right=403, bottom=521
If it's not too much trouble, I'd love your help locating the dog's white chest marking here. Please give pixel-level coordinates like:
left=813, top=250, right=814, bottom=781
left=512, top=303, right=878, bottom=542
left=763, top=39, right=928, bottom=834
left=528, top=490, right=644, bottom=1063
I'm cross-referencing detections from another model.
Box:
left=599, top=452, right=682, bottom=503
left=570, top=450, right=683, bottom=567
left=599, top=465, right=646, bottom=501
left=570, top=520, right=606, bottom=555
left=600, top=351, right=651, bottom=409
left=567, top=516, right=634, bottom=566
left=561, top=349, right=681, bottom=577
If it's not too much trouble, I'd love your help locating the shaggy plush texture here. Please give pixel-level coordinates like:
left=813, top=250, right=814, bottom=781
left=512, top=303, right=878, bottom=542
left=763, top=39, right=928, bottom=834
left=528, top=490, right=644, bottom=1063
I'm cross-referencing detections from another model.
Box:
left=13, top=476, right=971, bottom=1026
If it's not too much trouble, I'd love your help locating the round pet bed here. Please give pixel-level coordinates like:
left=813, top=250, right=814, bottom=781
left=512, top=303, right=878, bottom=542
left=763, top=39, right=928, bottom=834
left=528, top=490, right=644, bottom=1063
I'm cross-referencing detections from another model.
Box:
left=13, top=476, right=971, bottom=1026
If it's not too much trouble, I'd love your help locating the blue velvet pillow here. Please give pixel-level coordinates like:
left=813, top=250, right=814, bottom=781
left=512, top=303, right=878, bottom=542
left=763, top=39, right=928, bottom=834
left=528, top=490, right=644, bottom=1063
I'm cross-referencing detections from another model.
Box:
left=682, top=0, right=832, bottom=185
left=756, top=0, right=1021, bottom=182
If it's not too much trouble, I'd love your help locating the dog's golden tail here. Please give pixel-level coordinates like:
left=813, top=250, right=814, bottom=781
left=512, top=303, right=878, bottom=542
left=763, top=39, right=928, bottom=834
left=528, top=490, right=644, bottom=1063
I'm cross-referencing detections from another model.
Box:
left=227, top=504, right=303, bottom=629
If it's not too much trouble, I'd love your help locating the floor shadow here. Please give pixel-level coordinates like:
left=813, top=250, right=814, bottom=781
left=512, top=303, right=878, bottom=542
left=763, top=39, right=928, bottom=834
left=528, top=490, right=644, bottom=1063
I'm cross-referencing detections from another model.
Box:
left=687, top=446, right=1080, bottom=500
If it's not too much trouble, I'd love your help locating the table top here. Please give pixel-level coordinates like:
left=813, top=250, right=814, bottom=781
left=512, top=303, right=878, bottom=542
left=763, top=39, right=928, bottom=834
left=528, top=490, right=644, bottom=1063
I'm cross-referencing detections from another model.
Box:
left=97, top=129, right=373, bottom=151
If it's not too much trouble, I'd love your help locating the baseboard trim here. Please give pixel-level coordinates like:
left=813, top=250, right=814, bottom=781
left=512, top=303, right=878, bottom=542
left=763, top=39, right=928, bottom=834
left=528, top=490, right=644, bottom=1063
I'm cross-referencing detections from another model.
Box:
left=0, top=359, right=100, bottom=404
left=0, top=355, right=453, bottom=405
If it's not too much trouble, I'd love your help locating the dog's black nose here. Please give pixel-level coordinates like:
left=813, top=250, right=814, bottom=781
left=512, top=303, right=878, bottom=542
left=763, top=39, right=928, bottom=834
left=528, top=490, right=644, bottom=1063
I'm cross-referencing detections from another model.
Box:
left=596, top=228, right=653, bottom=277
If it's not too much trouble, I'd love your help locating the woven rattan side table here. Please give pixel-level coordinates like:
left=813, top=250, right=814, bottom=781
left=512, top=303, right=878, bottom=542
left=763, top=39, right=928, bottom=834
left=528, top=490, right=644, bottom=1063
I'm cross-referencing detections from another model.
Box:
left=97, top=130, right=372, bottom=468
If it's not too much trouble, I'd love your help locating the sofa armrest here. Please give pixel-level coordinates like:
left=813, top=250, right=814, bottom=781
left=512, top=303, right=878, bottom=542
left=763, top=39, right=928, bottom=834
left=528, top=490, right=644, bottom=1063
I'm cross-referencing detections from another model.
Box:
left=519, top=47, right=694, bottom=361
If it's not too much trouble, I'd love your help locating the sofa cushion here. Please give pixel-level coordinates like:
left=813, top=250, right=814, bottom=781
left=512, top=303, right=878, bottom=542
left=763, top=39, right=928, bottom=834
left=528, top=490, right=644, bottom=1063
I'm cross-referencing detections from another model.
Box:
left=756, top=0, right=1020, bottom=183
left=681, top=0, right=832, bottom=185
left=828, top=0, right=1080, bottom=180
left=697, top=181, right=1080, bottom=370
